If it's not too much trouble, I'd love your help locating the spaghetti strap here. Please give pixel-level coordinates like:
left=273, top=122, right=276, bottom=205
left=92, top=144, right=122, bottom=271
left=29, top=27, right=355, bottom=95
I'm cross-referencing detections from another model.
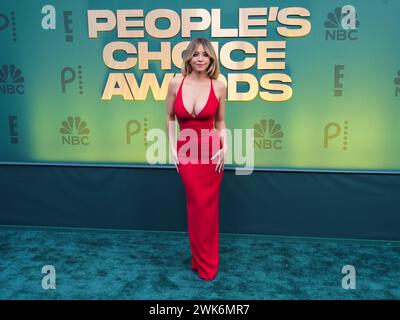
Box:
left=177, top=76, right=186, bottom=94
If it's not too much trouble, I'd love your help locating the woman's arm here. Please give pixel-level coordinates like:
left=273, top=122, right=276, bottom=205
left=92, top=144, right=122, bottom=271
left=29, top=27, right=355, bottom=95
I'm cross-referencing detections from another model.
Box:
left=166, top=77, right=179, bottom=167
left=215, top=80, right=228, bottom=153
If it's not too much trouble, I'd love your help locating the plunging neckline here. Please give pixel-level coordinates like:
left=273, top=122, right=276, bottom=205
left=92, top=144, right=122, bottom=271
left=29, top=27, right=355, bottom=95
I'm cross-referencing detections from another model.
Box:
left=181, top=76, right=212, bottom=118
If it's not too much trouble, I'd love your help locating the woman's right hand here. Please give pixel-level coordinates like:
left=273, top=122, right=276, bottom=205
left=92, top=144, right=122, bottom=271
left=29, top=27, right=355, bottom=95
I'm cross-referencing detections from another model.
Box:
left=171, top=148, right=179, bottom=173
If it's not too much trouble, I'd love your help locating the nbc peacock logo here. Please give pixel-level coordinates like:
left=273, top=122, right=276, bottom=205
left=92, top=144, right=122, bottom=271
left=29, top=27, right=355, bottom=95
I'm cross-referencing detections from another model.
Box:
left=0, top=64, right=25, bottom=94
left=253, top=119, right=283, bottom=150
left=59, top=116, right=90, bottom=145
left=324, top=6, right=360, bottom=41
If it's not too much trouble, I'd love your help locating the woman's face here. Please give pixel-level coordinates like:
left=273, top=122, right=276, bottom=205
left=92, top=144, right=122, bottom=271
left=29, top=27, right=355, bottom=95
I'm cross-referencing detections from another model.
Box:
left=189, top=44, right=211, bottom=73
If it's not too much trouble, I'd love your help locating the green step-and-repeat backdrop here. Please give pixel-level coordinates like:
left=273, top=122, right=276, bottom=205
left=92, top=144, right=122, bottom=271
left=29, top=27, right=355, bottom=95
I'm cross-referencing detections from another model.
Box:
left=1, top=0, right=399, bottom=173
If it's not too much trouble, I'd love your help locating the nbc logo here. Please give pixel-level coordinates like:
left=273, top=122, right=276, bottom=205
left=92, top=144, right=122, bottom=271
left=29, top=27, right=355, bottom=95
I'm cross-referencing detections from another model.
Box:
left=324, top=6, right=360, bottom=41
left=0, top=64, right=24, bottom=94
left=59, top=116, right=90, bottom=145
left=253, top=119, right=283, bottom=150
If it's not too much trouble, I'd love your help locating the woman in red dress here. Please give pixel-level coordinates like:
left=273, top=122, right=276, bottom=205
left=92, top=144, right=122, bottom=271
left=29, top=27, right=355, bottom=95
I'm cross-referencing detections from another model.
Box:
left=166, top=37, right=228, bottom=281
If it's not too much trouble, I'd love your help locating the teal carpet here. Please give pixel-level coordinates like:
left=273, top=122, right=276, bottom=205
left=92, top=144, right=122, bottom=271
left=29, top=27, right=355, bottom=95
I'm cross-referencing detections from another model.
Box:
left=0, top=225, right=399, bottom=300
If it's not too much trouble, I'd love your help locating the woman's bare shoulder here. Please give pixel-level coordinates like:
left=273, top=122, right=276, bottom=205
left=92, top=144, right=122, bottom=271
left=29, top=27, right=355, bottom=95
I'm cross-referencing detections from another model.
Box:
left=213, top=79, right=226, bottom=96
left=212, top=78, right=225, bottom=86
left=169, top=74, right=183, bottom=91
left=171, top=74, right=184, bottom=85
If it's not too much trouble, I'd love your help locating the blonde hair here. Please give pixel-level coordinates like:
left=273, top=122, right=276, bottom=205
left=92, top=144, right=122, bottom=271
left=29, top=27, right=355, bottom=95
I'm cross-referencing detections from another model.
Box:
left=181, top=37, right=220, bottom=79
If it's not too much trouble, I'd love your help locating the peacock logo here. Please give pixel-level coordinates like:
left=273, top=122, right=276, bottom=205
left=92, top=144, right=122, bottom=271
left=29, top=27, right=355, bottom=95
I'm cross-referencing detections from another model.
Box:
left=0, top=64, right=24, bottom=94
left=253, top=119, right=283, bottom=149
left=59, top=116, right=90, bottom=145
left=324, top=6, right=360, bottom=41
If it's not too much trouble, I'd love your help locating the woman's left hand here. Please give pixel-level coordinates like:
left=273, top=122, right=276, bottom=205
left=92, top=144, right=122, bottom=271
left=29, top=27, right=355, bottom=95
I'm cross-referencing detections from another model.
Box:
left=211, top=147, right=227, bottom=173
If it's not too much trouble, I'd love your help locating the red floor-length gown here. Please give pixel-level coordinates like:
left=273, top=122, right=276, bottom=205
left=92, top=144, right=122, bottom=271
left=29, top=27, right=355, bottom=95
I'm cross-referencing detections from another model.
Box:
left=173, top=75, right=224, bottom=281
